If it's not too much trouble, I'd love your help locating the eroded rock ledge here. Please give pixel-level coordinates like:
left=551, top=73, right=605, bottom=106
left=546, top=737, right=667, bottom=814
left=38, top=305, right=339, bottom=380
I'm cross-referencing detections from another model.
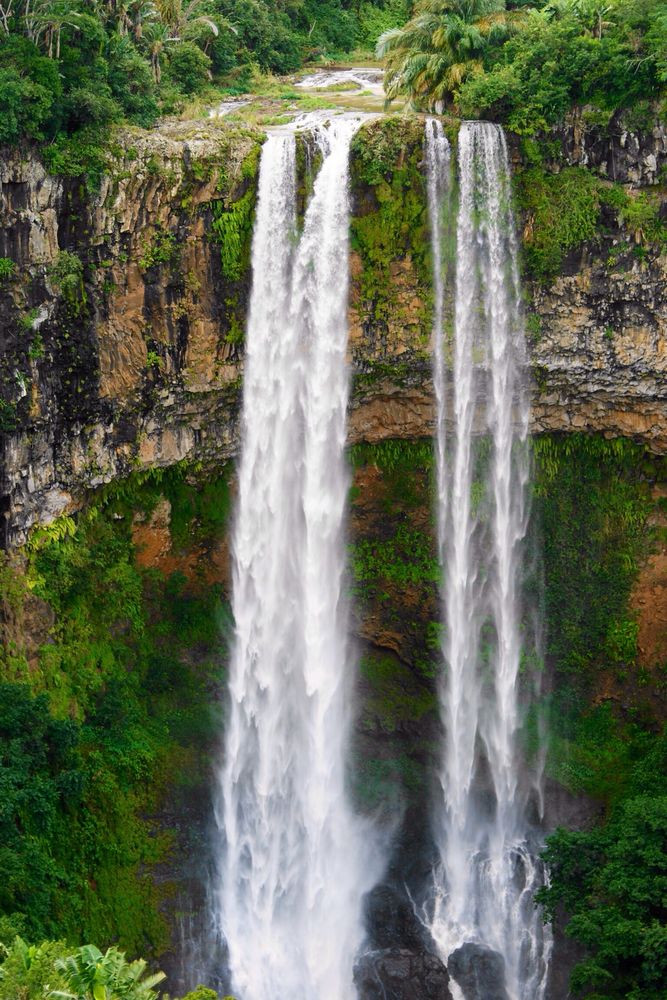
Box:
left=1, top=114, right=665, bottom=546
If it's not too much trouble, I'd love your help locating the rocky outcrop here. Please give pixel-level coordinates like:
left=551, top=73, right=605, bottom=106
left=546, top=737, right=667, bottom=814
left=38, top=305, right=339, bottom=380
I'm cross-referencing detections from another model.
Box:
left=447, top=943, right=509, bottom=1000
left=356, top=884, right=452, bottom=1000
left=1, top=113, right=665, bottom=547
left=549, top=107, right=667, bottom=186
left=0, top=120, right=259, bottom=546
left=529, top=249, right=666, bottom=448
left=355, top=949, right=452, bottom=1000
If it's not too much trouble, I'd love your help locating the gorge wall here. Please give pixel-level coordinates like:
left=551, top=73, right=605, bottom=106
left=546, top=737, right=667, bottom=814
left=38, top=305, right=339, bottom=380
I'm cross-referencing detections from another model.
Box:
left=0, top=111, right=665, bottom=995
left=1, top=112, right=665, bottom=548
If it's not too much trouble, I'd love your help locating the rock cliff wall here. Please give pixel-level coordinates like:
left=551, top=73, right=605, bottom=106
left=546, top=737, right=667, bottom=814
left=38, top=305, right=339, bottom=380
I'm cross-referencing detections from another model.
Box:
left=1, top=112, right=665, bottom=547
left=1, top=111, right=665, bottom=996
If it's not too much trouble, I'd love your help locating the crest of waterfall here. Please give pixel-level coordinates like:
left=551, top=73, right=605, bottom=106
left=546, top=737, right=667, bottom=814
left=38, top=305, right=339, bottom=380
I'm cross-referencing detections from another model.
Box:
left=425, top=119, right=552, bottom=1000
left=215, top=117, right=379, bottom=1000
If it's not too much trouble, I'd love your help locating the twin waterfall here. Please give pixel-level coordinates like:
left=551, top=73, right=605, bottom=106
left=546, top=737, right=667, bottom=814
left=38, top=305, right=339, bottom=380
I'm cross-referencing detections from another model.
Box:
left=214, top=118, right=549, bottom=1000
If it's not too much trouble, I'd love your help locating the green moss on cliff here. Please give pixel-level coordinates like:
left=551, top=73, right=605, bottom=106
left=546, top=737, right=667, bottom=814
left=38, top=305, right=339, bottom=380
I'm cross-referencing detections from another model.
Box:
left=348, top=438, right=440, bottom=812
left=534, top=434, right=657, bottom=681
left=361, top=650, right=437, bottom=733
left=516, top=163, right=667, bottom=282
left=350, top=118, right=433, bottom=342
left=516, top=166, right=602, bottom=281
left=209, top=144, right=261, bottom=347
left=0, top=464, right=232, bottom=956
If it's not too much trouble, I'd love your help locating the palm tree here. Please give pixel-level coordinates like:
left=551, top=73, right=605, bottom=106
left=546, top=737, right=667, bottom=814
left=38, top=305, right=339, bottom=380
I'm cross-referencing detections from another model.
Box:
left=49, top=944, right=165, bottom=1000
left=112, top=0, right=158, bottom=40
left=377, top=0, right=522, bottom=110
left=545, top=0, right=614, bottom=39
left=29, top=0, right=84, bottom=58
left=142, top=17, right=168, bottom=80
left=155, top=0, right=219, bottom=41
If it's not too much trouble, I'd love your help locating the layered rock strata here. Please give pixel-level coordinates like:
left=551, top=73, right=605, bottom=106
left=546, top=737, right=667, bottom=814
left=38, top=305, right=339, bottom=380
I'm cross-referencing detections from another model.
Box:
left=1, top=114, right=665, bottom=546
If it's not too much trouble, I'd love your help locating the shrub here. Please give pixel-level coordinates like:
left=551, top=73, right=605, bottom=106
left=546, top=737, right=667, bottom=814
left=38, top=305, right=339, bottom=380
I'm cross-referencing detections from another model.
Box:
left=0, top=937, right=69, bottom=1000
left=179, top=988, right=219, bottom=1000
left=48, top=252, right=87, bottom=315
left=0, top=258, right=15, bottom=282
left=61, top=87, right=121, bottom=131
left=40, top=129, right=109, bottom=189
left=166, top=41, right=212, bottom=95
left=106, top=37, right=159, bottom=127
left=0, top=67, right=55, bottom=145
left=0, top=36, right=61, bottom=144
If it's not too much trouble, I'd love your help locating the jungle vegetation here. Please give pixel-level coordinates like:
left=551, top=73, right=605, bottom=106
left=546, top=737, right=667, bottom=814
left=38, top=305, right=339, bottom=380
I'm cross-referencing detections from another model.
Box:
left=0, top=0, right=409, bottom=146
left=378, top=0, right=667, bottom=133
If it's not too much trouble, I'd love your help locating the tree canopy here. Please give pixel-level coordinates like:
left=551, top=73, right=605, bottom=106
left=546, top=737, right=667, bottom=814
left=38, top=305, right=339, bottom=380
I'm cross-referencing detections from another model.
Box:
left=538, top=725, right=667, bottom=999
left=378, top=0, right=667, bottom=132
left=0, top=0, right=408, bottom=148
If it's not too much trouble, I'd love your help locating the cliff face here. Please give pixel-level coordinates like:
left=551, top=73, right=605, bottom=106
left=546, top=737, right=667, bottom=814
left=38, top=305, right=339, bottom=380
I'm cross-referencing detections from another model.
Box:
left=0, top=121, right=257, bottom=547
left=1, top=113, right=665, bottom=547
left=1, top=113, right=665, bottom=995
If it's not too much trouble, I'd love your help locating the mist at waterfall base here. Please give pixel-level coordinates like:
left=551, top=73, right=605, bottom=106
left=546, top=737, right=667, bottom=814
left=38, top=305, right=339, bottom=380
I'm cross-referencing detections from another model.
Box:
left=212, top=118, right=382, bottom=1000
left=425, top=119, right=552, bottom=1000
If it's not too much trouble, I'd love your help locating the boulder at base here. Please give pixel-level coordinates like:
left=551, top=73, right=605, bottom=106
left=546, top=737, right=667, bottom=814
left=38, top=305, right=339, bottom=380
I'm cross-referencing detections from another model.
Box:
left=447, top=942, right=509, bottom=1000
left=354, top=948, right=452, bottom=1000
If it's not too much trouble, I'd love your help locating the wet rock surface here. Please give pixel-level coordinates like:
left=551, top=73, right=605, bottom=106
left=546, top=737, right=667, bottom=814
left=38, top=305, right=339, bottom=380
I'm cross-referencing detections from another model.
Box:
left=355, top=948, right=452, bottom=1000
left=364, top=884, right=434, bottom=953
left=447, top=943, right=509, bottom=1000
left=356, top=880, right=453, bottom=1000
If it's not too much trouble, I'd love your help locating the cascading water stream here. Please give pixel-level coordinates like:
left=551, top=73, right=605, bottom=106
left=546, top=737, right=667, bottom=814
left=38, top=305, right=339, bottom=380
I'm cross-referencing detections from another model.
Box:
left=214, top=117, right=378, bottom=1000
left=426, top=119, right=551, bottom=1000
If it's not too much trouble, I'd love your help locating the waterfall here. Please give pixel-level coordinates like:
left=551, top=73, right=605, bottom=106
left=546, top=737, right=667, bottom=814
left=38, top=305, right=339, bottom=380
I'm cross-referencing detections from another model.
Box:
left=426, top=120, right=551, bottom=999
left=215, top=118, right=377, bottom=1000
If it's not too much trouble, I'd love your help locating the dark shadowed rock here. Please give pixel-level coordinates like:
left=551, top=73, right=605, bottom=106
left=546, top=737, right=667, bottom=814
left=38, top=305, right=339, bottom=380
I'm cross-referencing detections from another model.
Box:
left=364, top=883, right=433, bottom=953
left=448, top=943, right=509, bottom=1000
left=354, top=948, right=452, bottom=1000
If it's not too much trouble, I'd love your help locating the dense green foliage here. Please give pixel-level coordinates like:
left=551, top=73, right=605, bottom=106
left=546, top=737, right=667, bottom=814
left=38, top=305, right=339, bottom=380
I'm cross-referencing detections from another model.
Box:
left=514, top=157, right=667, bottom=280
left=0, top=0, right=406, bottom=155
left=0, top=935, right=220, bottom=999
left=379, top=0, right=667, bottom=132
left=350, top=117, right=434, bottom=339
left=533, top=435, right=667, bottom=997
left=0, top=465, right=231, bottom=955
left=0, top=935, right=69, bottom=999
left=51, top=943, right=165, bottom=999
left=539, top=727, right=667, bottom=999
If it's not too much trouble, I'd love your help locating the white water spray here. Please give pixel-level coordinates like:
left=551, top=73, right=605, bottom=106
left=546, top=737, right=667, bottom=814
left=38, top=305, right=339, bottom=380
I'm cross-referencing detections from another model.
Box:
left=426, top=120, right=551, bottom=999
left=215, top=118, right=378, bottom=1000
